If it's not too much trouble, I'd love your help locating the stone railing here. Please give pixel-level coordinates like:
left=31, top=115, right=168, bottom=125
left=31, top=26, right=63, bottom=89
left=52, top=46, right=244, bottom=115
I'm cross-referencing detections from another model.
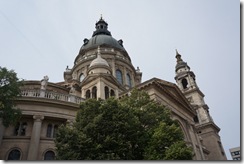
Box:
left=21, top=89, right=84, bottom=104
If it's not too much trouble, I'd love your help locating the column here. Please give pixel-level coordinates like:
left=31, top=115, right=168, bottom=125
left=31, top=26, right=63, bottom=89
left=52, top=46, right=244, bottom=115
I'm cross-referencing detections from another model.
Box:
left=27, top=115, right=44, bottom=160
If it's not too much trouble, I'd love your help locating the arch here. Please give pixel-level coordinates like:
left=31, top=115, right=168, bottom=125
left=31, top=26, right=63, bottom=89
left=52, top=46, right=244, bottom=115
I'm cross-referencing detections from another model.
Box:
left=92, top=86, right=97, bottom=99
left=182, top=78, right=188, bottom=89
left=105, top=86, right=109, bottom=99
left=86, top=90, right=91, bottom=99
left=174, top=119, right=189, bottom=141
left=44, top=150, right=55, bottom=160
left=126, top=73, right=132, bottom=88
left=7, top=148, right=21, bottom=160
left=116, top=69, right=123, bottom=84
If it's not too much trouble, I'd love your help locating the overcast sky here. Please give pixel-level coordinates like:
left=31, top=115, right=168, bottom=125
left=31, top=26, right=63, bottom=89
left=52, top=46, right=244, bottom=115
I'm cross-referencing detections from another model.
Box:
left=0, top=0, right=240, bottom=160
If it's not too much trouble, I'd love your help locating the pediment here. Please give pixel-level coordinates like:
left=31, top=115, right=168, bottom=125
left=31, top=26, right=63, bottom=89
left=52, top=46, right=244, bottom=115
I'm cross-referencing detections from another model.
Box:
left=128, top=77, right=195, bottom=115
left=80, top=73, right=126, bottom=91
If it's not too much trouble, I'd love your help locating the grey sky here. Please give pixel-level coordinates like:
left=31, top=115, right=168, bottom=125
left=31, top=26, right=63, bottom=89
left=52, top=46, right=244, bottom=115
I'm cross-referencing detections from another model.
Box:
left=0, top=0, right=240, bottom=160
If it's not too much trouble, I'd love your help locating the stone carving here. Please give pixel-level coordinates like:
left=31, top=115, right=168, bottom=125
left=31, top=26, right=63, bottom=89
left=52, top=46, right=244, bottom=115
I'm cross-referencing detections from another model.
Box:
left=69, top=84, right=76, bottom=94
left=40, top=75, right=49, bottom=90
left=136, top=66, right=140, bottom=72
left=72, top=73, right=77, bottom=80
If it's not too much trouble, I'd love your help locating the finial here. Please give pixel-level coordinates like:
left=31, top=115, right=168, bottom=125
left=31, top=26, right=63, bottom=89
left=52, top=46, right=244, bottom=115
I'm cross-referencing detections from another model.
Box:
left=175, top=49, right=183, bottom=63
left=100, top=14, right=103, bottom=20
left=176, top=49, right=179, bottom=55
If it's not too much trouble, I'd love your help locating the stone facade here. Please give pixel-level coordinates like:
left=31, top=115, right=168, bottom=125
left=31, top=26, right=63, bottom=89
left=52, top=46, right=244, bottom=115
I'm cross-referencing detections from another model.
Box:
left=0, top=17, right=227, bottom=160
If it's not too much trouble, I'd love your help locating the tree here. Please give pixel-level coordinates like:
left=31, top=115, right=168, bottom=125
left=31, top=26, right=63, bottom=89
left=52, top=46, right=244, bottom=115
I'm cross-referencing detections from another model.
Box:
left=0, top=67, right=22, bottom=127
left=55, top=89, right=193, bottom=160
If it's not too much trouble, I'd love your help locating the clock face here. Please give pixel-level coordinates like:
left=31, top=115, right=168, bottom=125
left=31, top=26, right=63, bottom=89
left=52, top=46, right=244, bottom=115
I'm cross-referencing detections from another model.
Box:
left=80, top=74, right=84, bottom=82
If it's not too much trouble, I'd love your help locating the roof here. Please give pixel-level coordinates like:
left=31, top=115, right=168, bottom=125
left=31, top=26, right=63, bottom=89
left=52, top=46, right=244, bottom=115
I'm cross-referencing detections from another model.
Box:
left=79, top=17, right=126, bottom=53
left=81, top=34, right=125, bottom=51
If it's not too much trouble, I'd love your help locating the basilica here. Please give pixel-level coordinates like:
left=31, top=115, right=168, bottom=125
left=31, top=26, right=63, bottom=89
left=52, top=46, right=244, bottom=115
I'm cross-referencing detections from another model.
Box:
left=0, top=17, right=227, bottom=160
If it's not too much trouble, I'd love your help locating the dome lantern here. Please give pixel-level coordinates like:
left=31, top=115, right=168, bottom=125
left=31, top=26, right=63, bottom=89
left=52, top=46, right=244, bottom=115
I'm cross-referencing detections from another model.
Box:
left=92, top=16, right=111, bottom=37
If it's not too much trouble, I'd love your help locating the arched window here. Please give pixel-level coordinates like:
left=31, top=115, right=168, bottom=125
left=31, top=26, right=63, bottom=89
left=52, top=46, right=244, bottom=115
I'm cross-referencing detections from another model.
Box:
left=92, top=86, right=97, bottom=99
left=46, top=124, right=52, bottom=138
left=105, top=86, right=109, bottom=99
left=182, top=78, right=188, bottom=89
left=86, top=90, right=91, bottom=99
left=116, top=69, right=123, bottom=84
left=126, top=73, right=132, bottom=88
left=79, top=73, right=84, bottom=82
left=110, top=89, right=115, bottom=97
left=7, top=149, right=21, bottom=160
left=44, top=151, right=55, bottom=160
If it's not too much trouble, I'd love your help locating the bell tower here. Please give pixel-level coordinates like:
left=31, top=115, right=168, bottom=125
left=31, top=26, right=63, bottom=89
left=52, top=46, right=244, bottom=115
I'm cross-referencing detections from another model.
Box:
left=174, top=50, right=211, bottom=124
left=174, top=50, right=227, bottom=160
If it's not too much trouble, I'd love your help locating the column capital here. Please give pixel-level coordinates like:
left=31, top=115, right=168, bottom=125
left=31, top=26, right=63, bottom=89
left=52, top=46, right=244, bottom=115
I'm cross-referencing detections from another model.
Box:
left=33, top=115, right=44, bottom=121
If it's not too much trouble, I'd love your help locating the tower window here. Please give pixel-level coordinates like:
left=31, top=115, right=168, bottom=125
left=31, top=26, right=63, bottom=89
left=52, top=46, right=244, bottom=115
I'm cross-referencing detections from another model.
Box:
left=92, top=86, right=97, bottom=99
left=86, top=90, right=91, bottom=99
left=193, top=116, right=199, bottom=123
left=116, top=69, right=123, bottom=84
left=105, top=86, right=109, bottom=99
left=182, top=78, right=188, bottom=89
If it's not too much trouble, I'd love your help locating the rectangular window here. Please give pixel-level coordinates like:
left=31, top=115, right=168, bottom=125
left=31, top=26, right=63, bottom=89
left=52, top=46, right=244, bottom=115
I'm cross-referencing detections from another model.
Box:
left=14, top=122, right=27, bottom=136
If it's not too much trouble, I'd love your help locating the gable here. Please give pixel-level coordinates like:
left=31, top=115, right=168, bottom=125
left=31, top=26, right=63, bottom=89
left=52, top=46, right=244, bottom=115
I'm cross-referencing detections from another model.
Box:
left=81, top=73, right=126, bottom=92
left=124, top=77, right=196, bottom=116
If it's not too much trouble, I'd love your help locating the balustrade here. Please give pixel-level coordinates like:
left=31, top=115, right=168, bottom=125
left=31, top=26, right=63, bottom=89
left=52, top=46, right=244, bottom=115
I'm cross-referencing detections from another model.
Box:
left=21, top=90, right=83, bottom=104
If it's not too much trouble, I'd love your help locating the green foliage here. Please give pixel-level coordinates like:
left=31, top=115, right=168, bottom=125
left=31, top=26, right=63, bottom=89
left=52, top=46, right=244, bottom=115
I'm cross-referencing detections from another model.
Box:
left=164, top=141, right=193, bottom=160
left=55, top=89, right=193, bottom=160
left=0, top=67, right=22, bottom=127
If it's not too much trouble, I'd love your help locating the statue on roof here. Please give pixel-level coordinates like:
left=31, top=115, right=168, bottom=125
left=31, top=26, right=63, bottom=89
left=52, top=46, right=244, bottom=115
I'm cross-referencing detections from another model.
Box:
left=41, top=75, right=49, bottom=90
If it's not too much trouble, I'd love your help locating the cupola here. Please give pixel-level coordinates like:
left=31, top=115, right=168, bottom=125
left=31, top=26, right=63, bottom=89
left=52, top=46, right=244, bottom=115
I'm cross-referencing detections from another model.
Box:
left=88, top=46, right=111, bottom=74
left=92, top=16, right=111, bottom=37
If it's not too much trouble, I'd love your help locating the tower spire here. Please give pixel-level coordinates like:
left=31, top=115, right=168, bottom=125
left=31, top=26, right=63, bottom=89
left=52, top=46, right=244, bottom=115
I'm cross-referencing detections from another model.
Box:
left=175, top=49, right=183, bottom=63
